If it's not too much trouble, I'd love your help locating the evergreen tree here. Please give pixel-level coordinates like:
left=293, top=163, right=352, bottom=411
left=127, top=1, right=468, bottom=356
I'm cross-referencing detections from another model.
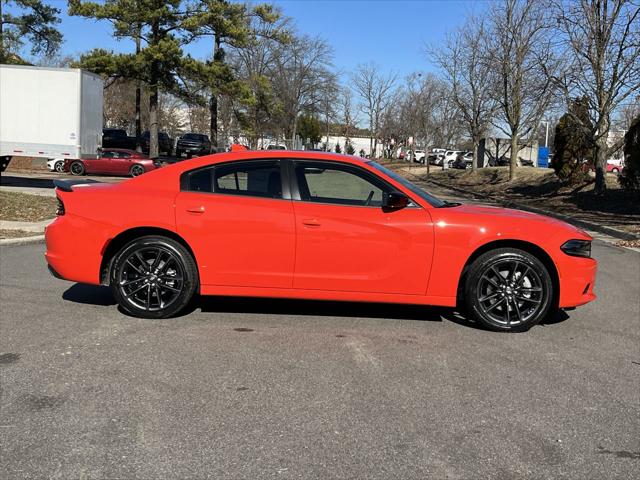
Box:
left=552, top=97, right=594, bottom=183
left=345, top=138, right=355, bottom=155
left=69, top=0, right=190, bottom=158
left=297, top=114, right=321, bottom=146
left=0, top=0, right=62, bottom=63
left=619, top=115, right=640, bottom=190
left=335, top=142, right=341, bottom=154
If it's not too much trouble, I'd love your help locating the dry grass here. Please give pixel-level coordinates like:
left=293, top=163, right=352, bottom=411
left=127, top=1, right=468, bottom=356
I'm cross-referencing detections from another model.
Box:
left=0, top=229, right=43, bottom=239
left=399, top=164, right=640, bottom=234
left=0, top=191, right=57, bottom=222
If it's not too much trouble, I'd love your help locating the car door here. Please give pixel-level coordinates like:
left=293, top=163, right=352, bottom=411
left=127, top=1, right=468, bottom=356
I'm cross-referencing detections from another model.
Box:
left=109, top=151, right=133, bottom=175
left=175, top=159, right=296, bottom=288
left=290, top=160, right=434, bottom=295
left=85, top=152, right=113, bottom=174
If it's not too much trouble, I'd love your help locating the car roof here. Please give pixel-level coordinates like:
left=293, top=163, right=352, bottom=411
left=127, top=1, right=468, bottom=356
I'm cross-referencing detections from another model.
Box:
left=103, top=148, right=138, bottom=154
left=164, top=150, right=369, bottom=174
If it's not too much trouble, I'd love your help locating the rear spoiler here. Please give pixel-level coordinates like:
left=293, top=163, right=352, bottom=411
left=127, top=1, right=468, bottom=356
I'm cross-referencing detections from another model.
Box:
left=53, top=179, right=101, bottom=192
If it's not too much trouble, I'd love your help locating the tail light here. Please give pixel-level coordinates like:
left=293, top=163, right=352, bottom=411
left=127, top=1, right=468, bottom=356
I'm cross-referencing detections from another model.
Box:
left=56, top=196, right=65, bottom=216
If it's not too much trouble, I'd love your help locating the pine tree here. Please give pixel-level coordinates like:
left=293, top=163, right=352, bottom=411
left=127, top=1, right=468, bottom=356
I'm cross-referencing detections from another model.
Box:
left=69, top=0, right=188, bottom=158
left=552, top=97, right=594, bottom=183
left=335, top=142, right=342, bottom=154
left=0, top=0, right=63, bottom=63
left=619, top=115, right=640, bottom=190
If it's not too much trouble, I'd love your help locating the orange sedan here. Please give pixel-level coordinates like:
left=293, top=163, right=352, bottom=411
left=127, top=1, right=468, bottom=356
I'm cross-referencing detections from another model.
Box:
left=45, top=151, right=597, bottom=331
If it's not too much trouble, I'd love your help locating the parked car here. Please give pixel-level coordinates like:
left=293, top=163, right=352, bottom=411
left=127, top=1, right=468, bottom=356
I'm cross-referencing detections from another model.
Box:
left=443, top=150, right=464, bottom=167
left=64, top=148, right=160, bottom=177
left=176, top=133, right=211, bottom=158
left=102, top=129, right=137, bottom=150
left=267, top=144, right=287, bottom=150
left=47, top=151, right=597, bottom=332
left=47, top=158, right=66, bottom=173
left=141, top=131, right=173, bottom=156
left=411, top=150, right=426, bottom=163
left=427, top=152, right=445, bottom=165
left=452, top=152, right=473, bottom=169
left=607, top=158, right=624, bottom=174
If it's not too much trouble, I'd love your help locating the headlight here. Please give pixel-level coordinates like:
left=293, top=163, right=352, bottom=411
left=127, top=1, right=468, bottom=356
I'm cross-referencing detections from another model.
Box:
left=561, top=239, right=591, bottom=258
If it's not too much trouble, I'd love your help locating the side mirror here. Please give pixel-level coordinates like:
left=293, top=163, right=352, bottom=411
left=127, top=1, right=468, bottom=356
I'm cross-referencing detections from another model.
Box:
left=383, top=192, right=409, bottom=210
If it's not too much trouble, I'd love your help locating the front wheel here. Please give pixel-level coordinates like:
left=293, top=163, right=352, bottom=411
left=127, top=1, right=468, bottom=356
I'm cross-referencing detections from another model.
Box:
left=464, top=248, right=554, bottom=332
left=110, top=236, right=198, bottom=319
left=130, top=164, right=145, bottom=177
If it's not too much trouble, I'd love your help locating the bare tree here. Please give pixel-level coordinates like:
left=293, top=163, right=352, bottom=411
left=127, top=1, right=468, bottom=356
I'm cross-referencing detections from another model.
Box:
left=488, top=0, right=556, bottom=179
left=339, top=87, right=358, bottom=148
left=552, top=0, right=640, bottom=193
left=352, top=63, right=397, bottom=157
left=429, top=15, right=498, bottom=169
left=269, top=34, right=334, bottom=148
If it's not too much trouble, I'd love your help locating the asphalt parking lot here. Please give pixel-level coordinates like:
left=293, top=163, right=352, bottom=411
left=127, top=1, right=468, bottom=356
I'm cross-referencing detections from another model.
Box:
left=1, top=239, right=638, bottom=479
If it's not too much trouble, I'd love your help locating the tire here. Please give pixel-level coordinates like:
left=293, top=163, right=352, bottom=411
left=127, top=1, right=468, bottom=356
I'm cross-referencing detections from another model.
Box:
left=130, top=164, right=145, bottom=177
left=464, top=248, right=553, bottom=332
left=70, top=161, right=85, bottom=176
left=612, top=167, right=619, bottom=174
left=175, top=149, right=182, bottom=158
left=54, top=160, right=65, bottom=173
left=110, top=236, right=198, bottom=319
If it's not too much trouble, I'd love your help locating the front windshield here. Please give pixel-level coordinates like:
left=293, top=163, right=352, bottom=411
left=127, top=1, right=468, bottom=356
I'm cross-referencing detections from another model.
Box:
left=368, top=161, right=446, bottom=207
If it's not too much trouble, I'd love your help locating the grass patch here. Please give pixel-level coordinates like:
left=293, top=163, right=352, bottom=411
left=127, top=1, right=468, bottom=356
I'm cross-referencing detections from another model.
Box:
left=0, top=191, right=57, bottom=222
left=0, top=229, right=43, bottom=239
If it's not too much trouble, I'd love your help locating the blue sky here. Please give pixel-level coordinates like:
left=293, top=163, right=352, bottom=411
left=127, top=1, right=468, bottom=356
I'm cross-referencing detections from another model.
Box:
left=18, top=0, right=480, bottom=79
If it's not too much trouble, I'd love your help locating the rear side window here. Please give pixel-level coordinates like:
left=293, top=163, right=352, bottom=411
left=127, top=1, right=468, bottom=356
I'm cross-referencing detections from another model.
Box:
left=185, top=161, right=282, bottom=199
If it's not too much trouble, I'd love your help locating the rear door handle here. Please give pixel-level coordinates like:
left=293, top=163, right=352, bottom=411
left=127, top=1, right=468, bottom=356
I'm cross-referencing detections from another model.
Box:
left=186, top=206, right=205, bottom=214
left=302, top=218, right=321, bottom=227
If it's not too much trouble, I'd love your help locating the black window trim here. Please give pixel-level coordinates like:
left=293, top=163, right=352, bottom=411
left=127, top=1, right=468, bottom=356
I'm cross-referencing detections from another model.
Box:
left=287, top=159, right=420, bottom=209
left=180, top=158, right=291, bottom=201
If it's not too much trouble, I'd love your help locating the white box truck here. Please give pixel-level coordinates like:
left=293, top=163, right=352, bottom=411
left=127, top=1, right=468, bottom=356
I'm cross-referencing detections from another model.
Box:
left=0, top=65, right=103, bottom=171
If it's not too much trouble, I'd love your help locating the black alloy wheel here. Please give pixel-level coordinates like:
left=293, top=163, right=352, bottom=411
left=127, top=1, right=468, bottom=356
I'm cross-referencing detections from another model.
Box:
left=70, top=161, right=85, bottom=176
left=465, top=248, right=553, bottom=331
left=111, top=236, right=198, bottom=318
left=130, top=164, right=145, bottom=177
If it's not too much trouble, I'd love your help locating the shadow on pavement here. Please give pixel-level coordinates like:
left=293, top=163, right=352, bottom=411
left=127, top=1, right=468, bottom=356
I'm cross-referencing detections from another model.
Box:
left=62, top=284, right=116, bottom=306
left=60, top=283, right=571, bottom=331
left=1, top=175, right=54, bottom=189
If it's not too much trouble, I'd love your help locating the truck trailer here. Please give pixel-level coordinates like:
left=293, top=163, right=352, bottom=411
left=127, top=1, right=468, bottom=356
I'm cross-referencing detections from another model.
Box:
left=0, top=65, right=103, bottom=172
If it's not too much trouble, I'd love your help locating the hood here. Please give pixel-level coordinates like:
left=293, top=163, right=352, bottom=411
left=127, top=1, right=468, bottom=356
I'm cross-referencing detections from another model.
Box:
left=448, top=203, right=592, bottom=238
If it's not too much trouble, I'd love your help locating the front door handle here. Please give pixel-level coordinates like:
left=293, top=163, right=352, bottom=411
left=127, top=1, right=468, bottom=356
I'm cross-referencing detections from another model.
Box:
left=186, top=206, right=205, bottom=214
left=302, top=218, right=321, bottom=227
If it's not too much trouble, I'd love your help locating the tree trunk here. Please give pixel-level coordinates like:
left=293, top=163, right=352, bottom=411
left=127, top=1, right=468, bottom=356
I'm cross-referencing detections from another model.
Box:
left=149, top=84, right=159, bottom=159
left=210, top=33, right=223, bottom=149
left=509, top=134, right=518, bottom=180
left=134, top=24, right=142, bottom=152
left=472, top=139, right=478, bottom=171
left=594, top=132, right=608, bottom=195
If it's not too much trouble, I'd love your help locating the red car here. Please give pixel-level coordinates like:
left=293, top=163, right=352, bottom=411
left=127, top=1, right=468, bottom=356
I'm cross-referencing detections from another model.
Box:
left=65, top=149, right=160, bottom=177
left=46, top=151, right=597, bottom=331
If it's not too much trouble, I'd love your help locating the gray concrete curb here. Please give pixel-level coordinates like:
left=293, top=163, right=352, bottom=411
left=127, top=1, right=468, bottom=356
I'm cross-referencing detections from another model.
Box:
left=0, top=235, right=45, bottom=246
left=422, top=176, right=638, bottom=241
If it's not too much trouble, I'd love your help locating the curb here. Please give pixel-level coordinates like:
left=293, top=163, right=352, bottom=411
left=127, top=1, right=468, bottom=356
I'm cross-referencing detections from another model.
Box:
left=0, top=235, right=45, bottom=246
left=400, top=169, right=638, bottom=241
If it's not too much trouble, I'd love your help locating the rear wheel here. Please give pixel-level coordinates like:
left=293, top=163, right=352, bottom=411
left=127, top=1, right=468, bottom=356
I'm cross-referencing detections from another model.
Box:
left=54, top=160, right=65, bottom=173
left=110, top=236, right=198, bottom=319
left=464, top=248, right=553, bottom=332
left=70, top=161, right=85, bottom=176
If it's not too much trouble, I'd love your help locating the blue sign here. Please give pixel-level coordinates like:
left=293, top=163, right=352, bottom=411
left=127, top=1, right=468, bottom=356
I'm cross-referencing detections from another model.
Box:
left=538, top=147, right=550, bottom=168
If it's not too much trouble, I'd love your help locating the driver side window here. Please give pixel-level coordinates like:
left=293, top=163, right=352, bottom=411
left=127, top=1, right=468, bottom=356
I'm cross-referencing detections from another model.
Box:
left=295, top=163, right=385, bottom=206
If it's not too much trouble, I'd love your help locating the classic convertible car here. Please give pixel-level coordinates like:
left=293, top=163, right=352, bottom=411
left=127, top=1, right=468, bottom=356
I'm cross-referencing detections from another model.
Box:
left=45, top=151, right=597, bottom=331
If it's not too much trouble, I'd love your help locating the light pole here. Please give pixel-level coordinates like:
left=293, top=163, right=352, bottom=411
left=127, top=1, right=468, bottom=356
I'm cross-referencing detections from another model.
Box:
left=542, top=120, right=550, bottom=147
